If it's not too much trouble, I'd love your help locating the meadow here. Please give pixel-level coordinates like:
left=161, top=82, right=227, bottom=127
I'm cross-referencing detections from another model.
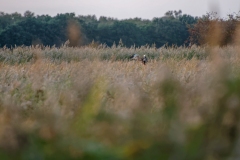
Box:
left=0, top=44, right=240, bottom=159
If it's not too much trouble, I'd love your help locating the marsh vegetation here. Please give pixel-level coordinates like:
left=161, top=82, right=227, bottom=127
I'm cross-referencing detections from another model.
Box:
left=0, top=44, right=240, bottom=159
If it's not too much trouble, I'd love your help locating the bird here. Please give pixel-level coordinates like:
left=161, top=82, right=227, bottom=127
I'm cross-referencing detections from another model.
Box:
left=129, top=53, right=140, bottom=61
left=141, top=55, right=148, bottom=65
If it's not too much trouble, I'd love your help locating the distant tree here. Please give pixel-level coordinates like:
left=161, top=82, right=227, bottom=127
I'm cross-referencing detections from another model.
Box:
left=188, top=12, right=240, bottom=46
left=24, top=11, right=35, bottom=18
left=95, top=21, right=143, bottom=47
left=151, top=11, right=196, bottom=47
left=0, top=12, right=23, bottom=33
left=164, top=10, right=182, bottom=19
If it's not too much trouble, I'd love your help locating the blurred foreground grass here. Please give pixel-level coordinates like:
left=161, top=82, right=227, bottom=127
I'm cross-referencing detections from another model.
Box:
left=0, top=45, right=240, bottom=159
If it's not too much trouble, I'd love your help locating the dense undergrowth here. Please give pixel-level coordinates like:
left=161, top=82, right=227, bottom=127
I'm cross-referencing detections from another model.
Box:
left=0, top=45, right=240, bottom=159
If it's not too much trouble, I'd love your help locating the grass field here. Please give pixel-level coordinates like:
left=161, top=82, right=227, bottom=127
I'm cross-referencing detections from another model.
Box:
left=1, top=44, right=240, bottom=159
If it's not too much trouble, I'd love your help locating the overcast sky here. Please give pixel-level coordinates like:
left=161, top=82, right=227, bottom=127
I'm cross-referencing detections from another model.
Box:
left=1, top=0, right=240, bottom=19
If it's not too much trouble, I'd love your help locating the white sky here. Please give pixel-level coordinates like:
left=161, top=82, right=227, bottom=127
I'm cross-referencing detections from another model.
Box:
left=0, top=0, right=240, bottom=19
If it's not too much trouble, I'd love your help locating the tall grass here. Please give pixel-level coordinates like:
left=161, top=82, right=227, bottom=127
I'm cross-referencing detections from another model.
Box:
left=0, top=44, right=210, bottom=64
left=0, top=45, right=240, bottom=159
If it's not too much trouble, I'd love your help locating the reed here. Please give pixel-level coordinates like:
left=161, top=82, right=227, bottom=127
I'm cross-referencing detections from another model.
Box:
left=0, top=45, right=240, bottom=159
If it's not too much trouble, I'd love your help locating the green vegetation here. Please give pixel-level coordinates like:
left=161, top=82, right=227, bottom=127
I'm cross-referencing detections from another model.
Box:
left=2, top=10, right=239, bottom=48
left=0, top=45, right=240, bottom=159
left=0, top=10, right=197, bottom=48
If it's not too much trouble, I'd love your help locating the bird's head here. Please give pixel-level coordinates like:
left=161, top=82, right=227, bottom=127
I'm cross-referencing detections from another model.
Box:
left=143, top=55, right=146, bottom=57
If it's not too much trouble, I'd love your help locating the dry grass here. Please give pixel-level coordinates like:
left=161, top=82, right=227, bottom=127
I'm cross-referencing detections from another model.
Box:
left=1, top=45, right=240, bottom=159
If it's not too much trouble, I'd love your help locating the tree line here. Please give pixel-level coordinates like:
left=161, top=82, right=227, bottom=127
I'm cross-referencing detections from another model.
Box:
left=0, top=10, right=198, bottom=48
left=0, top=10, right=239, bottom=48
